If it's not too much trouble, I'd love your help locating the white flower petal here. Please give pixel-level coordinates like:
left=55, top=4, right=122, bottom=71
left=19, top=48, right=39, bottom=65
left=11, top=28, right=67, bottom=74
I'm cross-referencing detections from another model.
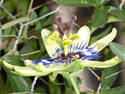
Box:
left=3, top=61, right=51, bottom=76
left=81, top=56, right=121, bottom=68
left=14, top=66, right=51, bottom=76
left=90, top=28, right=117, bottom=52
left=36, top=63, right=65, bottom=72
left=76, top=25, right=90, bottom=46
left=41, top=29, right=61, bottom=57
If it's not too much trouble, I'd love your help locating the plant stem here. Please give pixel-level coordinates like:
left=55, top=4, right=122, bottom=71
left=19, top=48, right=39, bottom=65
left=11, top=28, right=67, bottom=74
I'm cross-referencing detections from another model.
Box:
left=31, top=76, right=38, bottom=93
left=69, top=76, right=80, bottom=94
left=21, top=50, right=40, bottom=56
left=28, top=0, right=34, bottom=16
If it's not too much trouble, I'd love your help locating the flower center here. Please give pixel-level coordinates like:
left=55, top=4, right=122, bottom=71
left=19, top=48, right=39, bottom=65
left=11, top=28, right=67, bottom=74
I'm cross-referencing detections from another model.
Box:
left=48, top=52, right=85, bottom=63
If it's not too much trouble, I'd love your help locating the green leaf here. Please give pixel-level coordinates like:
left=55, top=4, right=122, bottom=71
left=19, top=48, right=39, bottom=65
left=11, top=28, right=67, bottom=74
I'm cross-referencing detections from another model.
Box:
left=0, top=0, right=18, bottom=19
left=0, top=23, right=2, bottom=50
left=3, top=55, right=30, bottom=92
left=92, top=6, right=108, bottom=27
left=35, top=6, right=50, bottom=31
left=20, top=40, right=38, bottom=60
left=108, top=7, right=125, bottom=20
left=7, top=72, right=30, bottom=92
left=102, top=85, right=125, bottom=94
left=30, top=11, right=38, bottom=26
left=53, top=0, right=109, bottom=7
left=17, top=0, right=29, bottom=15
left=99, top=6, right=125, bottom=20
left=109, top=42, right=125, bottom=62
left=35, top=21, right=42, bottom=31
left=65, top=85, right=73, bottom=94
left=63, top=60, right=83, bottom=73
left=35, top=7, right=53, bottom=32
left=5, top=55, right=24, bottom=66
left=0, top=72, right=7, bottom=94
left=35, top=87, right=47, bottom=93
left=2, top=27, right=16, bottom=40
left=49, top=81, right=61, bottom=94
left=41, top=14, right=54, bottom=28
left=75, top=77, right=82, bottom=89
left=39, top=6, right=49, bottom=17
left=101, top=66, right=119, bottom=92
left=93, top=6, right=125, bottom=23
left=39, top=6, right=49, bottom=24
left=97, top=0, right=109, bottom=5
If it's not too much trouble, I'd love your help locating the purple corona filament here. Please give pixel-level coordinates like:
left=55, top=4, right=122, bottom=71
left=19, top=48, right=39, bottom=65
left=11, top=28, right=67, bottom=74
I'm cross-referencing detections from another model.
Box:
left=57, top=16, right=64, bottom=35
left=57, top=15, right=77, bottom=36
left=66, top=15, right=76, bottom=35
left=33, top=42, right=101, bottom=66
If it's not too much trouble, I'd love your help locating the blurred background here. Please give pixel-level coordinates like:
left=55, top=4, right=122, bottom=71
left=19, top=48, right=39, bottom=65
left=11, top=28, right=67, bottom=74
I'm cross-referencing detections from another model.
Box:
left=0, top=0, right=125, bottom=94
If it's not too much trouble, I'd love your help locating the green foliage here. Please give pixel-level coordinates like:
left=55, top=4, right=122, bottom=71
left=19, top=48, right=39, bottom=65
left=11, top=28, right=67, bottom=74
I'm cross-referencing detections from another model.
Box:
left=101, top=66, right=119, bottom=91
left=0, top=23, right=2, bottom=50
left=92, top=6, right=108, bottom=27
left=101, top=66, right=125, bottom=94
left=0, top=0, right=125, bottom=94
left=49, top=81, right=61, bottom=94
left=53, top=0, right=109, bottom=7
left=110, top=42, right=125, bottom=62
left=7, top=73, right=30, bottom=92
left=2, top=55, right=30, bottom=93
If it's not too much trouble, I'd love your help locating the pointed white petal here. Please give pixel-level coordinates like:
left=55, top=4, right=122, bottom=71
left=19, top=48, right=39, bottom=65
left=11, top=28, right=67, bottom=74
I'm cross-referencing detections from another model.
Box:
left=81, top=56, right=121, bottom=68
left=14, top=66, right=51, bottom=76
left=90, top=28, right=117, bottom=52
left=76, top=25, right=90, bottom=46
left=3, top=61, right=51, bottom=76
left=36, top=63, right=65, bottom=72
left=41, top=29, right=60, bottom=57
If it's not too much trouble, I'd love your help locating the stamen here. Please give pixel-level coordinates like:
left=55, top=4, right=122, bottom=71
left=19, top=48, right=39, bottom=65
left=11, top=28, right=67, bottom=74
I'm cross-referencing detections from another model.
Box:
left=57, top=16, right=64, bottom=35
left=53, top=24, right=58, bottom=30
left=66, top=15, right=77, bottom=35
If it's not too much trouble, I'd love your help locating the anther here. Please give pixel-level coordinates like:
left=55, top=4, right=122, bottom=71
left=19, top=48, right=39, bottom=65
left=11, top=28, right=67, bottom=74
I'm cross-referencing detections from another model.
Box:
left=97, top=77, right=101, bottom=81
left=53, top=24, right=58, bottom=30
left=66, top=15, right=77, bottom=35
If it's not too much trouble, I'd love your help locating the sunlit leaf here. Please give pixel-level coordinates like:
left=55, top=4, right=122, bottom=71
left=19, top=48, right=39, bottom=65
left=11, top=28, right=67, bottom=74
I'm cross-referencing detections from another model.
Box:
left=110, top=42, right=125, bottom=61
